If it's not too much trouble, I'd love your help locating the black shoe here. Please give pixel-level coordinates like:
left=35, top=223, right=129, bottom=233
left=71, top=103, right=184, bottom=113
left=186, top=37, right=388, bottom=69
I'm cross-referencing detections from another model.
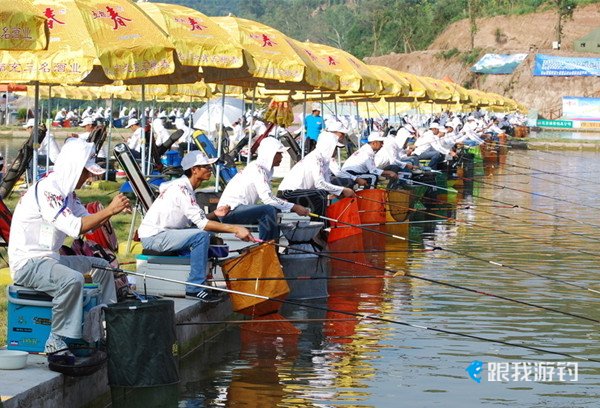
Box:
left=186, top=289, right=222, bottom=303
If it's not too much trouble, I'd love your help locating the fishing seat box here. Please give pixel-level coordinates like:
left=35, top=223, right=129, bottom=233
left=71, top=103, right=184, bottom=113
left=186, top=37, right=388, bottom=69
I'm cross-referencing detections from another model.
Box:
left=135, top=254, right=191, bottom=297
left=6, top=284, right=102, bottom=352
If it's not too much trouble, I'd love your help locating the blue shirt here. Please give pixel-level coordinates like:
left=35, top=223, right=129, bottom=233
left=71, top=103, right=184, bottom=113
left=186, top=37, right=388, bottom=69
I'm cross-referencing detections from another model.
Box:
left=305, top=114, right=323, bottom=141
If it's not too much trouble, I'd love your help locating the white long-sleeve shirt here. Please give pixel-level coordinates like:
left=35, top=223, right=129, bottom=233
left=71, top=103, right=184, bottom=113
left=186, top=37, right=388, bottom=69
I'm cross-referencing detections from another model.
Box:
left=278, top=133, right=344, bottom=195
left=412, top=130, right=437, bottom=156
left=217, top=162, right=294, bottom=212
left=127, top=127, right=143, bottom=153
left=138, top=176, right=209, bottom=239
left=375, top=135, right=410, bottom=169
left=8, top=140, right=96, bottom=274
left=342, top=144, right=383, bottom=176
left=8, top=180, right=88, bottom=273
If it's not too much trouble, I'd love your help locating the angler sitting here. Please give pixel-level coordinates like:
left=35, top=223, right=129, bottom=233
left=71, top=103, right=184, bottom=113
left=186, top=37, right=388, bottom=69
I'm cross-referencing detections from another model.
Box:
left=410, top=123, right=451, bottom=170
left=8, top=139, right=130, bottom=354
left=341, top=132, right=398, bottom=187
left=278, top=132, right=355, bottom=217
left=217, top=137, right=310, bottom=241
left=138, top=150, right=255, bottom=303
left=375, top=129, right=420, bottom=179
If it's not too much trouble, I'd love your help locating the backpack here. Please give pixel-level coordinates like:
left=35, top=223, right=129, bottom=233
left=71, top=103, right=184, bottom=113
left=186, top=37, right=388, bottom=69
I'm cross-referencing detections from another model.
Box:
left=84, top=201, right=119, bottom=252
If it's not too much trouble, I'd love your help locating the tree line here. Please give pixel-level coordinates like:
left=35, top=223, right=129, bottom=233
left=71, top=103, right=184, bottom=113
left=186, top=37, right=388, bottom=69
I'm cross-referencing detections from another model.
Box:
left=165, top=0, right=597, bottom=58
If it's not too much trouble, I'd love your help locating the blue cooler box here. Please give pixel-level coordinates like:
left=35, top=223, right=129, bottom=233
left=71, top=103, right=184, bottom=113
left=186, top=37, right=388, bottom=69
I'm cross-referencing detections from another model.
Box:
left=6, top=284, right=101, bottom=353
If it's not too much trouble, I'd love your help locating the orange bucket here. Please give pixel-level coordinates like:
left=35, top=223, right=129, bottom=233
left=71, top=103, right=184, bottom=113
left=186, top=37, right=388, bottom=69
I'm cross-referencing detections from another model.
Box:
left=326, top=198, right=362, bottom=243
left=356, top=189, right=387, bottom=224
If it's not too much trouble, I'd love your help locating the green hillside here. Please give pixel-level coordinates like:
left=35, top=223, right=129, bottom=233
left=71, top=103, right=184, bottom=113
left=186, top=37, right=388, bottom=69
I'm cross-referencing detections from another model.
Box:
left=158, top=0, right=600, bottom=59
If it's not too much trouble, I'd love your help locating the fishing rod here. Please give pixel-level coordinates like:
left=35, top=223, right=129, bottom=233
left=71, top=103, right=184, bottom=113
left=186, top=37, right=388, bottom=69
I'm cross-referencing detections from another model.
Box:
left=496, top=166, right=599, bottom=195
left=93, top=264, right=600, bottom=363
left=177, top=318, right=359, bottom=326
left=449, top=171, right=600, bottom=211
left=409, top=179, right=600, bottom=230
left=380, top=193, right=600, bottom=245
left=270, top=243, right=600, bottom=324
left=207, top=274, right=394, bottom=283
left=312, top=207, right=600, bottom=295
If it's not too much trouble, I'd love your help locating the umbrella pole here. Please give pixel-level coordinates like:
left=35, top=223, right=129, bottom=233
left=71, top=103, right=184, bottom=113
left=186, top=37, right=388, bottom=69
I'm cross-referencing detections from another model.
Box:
left=125, top=202, right=138, bottom=254
left=301, top=91, right=306, bottom=159
left=147, top=97, right=156, bottom=175
left=32, top=81, right=40, bottom=184
left=4, top=90, right=8, bottom=126
left=187, top=95, right=192, bottom=153
left=334, top=95, right=341, bottom=164
left=247, top=87, right=256, bottom=165
left=105, top=94, right=114, bottom=181
left=140, top=84, right=146, bottom=175
left=355, top=101, right=361, bottom=148
left=215, top=83, right=227, bottom=192
left=46, top=85, right=52, bottom=171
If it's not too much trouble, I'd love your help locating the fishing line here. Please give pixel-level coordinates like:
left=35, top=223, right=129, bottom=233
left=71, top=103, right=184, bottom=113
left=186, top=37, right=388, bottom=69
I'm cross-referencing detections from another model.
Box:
left=449, top=172, right=600, bottom=211
left=409, top=179, right=600, bottom=229
left=94, top=264, right=600, bottom=363
left=380, top=193, right=600, bottom=244
left=312, top=206, right=600, bottom=295
left=360, top=195, right=600, bottom=256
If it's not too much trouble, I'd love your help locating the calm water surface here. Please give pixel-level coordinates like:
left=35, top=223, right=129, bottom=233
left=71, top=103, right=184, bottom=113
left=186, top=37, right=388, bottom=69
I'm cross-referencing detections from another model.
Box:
left=2, top=136, right=599, bottom=407
left=173, top=148, right=600, bottom=407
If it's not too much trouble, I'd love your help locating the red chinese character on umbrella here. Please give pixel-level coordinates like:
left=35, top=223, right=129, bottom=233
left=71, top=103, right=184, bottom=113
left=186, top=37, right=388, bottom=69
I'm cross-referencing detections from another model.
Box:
left=260, top=34, right=276, bottom=47
left=188, top=18, right=207, bottom=31
left=106, top=6, right=131, bottom=30
left=304, top=49, right=318, bottom=62
left=44, top=8, right=65, bottom=30
left=327, top=56, right=337, bottom=65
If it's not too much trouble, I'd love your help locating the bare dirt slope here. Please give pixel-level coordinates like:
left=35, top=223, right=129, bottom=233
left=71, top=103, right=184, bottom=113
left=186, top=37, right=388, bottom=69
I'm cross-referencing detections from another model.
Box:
left=366, top=4, right=600, bottom=115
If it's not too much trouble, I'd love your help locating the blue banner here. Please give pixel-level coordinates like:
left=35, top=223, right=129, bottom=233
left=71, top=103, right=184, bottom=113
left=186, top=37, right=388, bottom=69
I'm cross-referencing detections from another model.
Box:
left=471, top=53, right=527, bottom=74
left=533, top=54, right=600, bottom=76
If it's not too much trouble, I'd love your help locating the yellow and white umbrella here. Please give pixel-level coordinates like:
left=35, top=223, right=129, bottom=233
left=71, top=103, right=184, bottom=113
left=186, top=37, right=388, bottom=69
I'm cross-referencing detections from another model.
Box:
left=0, top=0, right=177, bottom=84
left=302, top=42, right=383, bottom=94
left=211, top=16, right=337, bottom=91
left=0, top=1, right=49, bottom=51
left=137, top=2, right=246, bottom=80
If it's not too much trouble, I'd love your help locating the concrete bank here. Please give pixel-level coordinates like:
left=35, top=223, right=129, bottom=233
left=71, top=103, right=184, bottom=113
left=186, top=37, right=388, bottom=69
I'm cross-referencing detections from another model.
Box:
left=1, top=297, right=235, bottom=408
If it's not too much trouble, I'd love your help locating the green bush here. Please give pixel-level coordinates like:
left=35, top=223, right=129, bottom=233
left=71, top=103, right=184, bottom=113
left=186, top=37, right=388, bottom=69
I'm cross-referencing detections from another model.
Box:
left=460, top=48, right=483, bottom=65
left=435, top=48, right=460, bottom=60
left=17, top=108, right=28, bottom=120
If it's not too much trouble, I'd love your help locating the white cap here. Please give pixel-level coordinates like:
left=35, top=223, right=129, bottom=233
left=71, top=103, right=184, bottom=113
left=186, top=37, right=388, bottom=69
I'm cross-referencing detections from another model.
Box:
left=80, top=117, right=95, bottom=127
left=367, top=132, right=386, bottom=142
left=429, top=123, right=442, bottom=130
left=181, top=150, right=218, bottom=170
left=84, top=157, right=105, bottom=175
left=125, top=118, right=139, bottom=128
left=326, top=121, right=348, bottom=134
left=311, top=103, right=321, bottom=112
left=258, top=137, right=288, bottom=156
left=157, top=111, right=167, bottom=119
left=23, top=118, right=35, bottom=128
left=467, top=116, right=475, bottom=121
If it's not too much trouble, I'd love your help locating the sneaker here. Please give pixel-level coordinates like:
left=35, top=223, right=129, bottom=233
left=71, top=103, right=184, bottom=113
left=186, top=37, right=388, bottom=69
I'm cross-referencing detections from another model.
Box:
left=44, top=333, right=70, bottom=354
left=186, top=289, right=222, bottom=303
